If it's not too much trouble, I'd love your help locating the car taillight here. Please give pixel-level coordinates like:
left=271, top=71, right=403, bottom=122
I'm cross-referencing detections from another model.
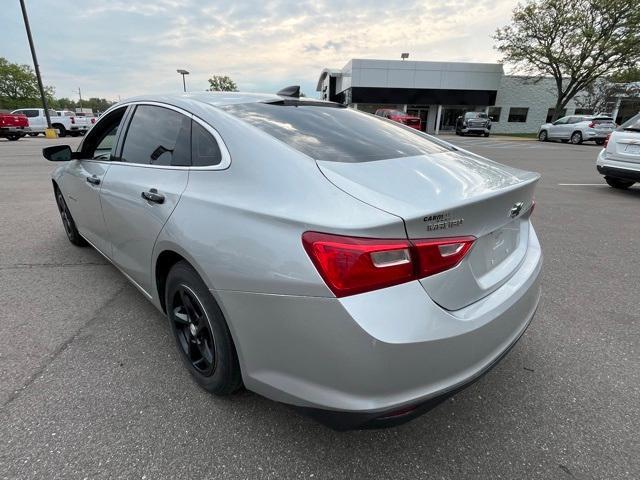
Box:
left=302, top=232, right=475, bottom=297
left=91, top=118, right=96, bottom=124
left=588, top=122, right=595, bottom=128
left=604, top=133, right=611, bottom=147
left=71, top=117, right=75, bottom=124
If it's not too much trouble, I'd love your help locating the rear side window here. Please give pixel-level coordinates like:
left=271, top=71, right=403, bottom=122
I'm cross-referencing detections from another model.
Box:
left=621, top=113, right=640, bottom=131
left=23, top=109, right=39, bottom=118
left=221, top=103, right=448, bottom=162
left=191, top=121, right=222, bottom=166
left=121, top=105, right=191, bottom=166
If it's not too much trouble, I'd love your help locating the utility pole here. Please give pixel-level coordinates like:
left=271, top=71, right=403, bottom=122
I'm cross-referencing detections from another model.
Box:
left=19, top=0, right=53, bottom=130
left=76, top=87, right=83, bottom=110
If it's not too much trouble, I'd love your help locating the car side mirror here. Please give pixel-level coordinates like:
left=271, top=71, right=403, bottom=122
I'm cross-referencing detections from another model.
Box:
left=43, top=145, right=74, bottom=161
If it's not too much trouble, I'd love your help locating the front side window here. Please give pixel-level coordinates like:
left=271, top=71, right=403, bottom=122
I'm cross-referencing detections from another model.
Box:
left=121, top=105, right=191, bottom=166
left=508, top=107, right=529, bottom=123
left=24, top=109, right=39, bottom=118
left=80, top=106, right=127, bottom=160
left=553, top=117, right=569, bottom=125
left=221, top=102, right=448, bottom=163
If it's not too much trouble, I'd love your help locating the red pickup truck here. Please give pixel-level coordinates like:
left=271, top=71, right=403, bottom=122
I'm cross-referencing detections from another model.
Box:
left=0, top=111, right=30, bottom=140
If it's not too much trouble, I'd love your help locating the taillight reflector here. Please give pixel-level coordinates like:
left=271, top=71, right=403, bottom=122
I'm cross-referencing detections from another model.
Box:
left=604, top=133, right=611, bottom=147
left=302, top=232, right=475, bottom=297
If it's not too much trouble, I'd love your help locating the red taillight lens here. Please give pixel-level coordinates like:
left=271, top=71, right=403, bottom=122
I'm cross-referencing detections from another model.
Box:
left=588, top=122, right=595, bottom=128
left=91, top=118, right=96, bottom=124
left=412, top=236, right=476, bottom=277
left=71, top=117, right=75, bottom=124
left=604, top=133, right=611, bottom=147
left=302, top=232, right=475, bottom=297
left=302, top=232, right=414, bottom=297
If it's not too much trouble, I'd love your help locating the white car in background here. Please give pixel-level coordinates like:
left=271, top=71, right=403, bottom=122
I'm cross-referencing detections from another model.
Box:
left=538, top=115, right=616, bottom=145
left=597, top=112, right=640, bottom=189
left=11, top=108, right=89, bottom=137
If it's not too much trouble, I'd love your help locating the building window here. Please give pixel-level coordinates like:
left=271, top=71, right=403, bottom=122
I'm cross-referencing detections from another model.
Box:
left=546, top=108, right=567, bottom=122
left=508, top=107, right=529, bottom=123
left=488, top=107, right=502, bottom=122
left=574, top=108, right=593, bottom=115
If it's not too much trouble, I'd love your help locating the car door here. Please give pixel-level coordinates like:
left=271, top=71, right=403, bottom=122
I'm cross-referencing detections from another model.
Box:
left=547, top=116, right=569, bottom=139
left=61, top=106, right=129, bottom=256
left=99, top=104, right=191, bottom=295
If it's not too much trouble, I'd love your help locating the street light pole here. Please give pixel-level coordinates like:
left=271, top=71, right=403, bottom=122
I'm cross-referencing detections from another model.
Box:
left=177, top=69, right=189, bottom=92
left=19, top=0, right=52, bottom=130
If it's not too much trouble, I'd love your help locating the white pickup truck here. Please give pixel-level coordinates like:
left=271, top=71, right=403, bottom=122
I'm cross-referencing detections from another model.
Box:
left=10, top=108, right=90, bottom=137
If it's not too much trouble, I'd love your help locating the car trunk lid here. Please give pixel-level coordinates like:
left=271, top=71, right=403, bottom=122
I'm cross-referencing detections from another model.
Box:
left=317, top=150, right=539, bottom=310
left=606, top=131, right=640, bottom=164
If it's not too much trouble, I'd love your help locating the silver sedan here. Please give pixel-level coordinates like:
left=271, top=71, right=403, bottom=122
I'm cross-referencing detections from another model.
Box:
left=44, top=90, right=542, bottom=430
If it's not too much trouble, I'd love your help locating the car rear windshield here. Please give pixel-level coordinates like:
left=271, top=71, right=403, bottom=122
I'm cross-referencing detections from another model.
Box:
left=220, top=102, right=448, bottom=162
left=621, top=113, right=640, bottom=131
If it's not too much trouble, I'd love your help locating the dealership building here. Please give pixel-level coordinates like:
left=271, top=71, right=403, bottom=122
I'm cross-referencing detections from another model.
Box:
left=316, top=59, right=639, bottom=134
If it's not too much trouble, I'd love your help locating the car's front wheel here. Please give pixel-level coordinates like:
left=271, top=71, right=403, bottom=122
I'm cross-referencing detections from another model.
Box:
left=54, top=188, right=87, bottom=246
left=538, top=130, right=548, bottom=142
left=165, top=261, right=242, bottom=395
left=605, top=177, right=635, bottom=189
left=570, top=131, right=583, bottom=144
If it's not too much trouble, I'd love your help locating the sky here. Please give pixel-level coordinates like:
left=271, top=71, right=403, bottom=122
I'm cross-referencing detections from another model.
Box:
left=1, top=0, right=519, bottom=101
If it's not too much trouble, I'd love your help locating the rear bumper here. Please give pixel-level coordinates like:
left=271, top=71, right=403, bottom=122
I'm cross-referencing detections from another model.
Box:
left=596, top=151, right=640, bottom=181
left=215, top=225, right=542, bottom=428
left=0, top=126, right=30, bottom=134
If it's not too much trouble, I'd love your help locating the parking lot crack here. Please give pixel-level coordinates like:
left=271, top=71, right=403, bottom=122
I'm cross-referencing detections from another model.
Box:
left=0, top=284, right=128, bottom=411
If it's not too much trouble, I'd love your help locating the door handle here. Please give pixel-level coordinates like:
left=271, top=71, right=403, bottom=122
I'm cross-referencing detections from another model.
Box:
left=86, top=175, right=100, bottom=185
left=141, top=188, right=165, bottom=204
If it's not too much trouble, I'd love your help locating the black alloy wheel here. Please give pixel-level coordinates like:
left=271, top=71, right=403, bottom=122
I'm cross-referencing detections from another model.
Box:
left=165, top=261, right=242, bottom=395
left=55, top=189, right=86, bottom=246
left=170, top=285, right=217, bottom=376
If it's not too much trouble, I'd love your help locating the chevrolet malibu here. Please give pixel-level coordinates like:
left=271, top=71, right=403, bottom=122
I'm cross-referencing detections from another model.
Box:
left=44, top=90, right=542, bottom=430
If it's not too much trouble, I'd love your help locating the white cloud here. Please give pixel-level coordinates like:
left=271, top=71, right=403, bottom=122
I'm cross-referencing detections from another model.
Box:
left=0, top=0, right=518, bottom=100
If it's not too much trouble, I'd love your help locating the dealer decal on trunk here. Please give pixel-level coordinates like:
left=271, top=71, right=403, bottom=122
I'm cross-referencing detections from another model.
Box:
left=423, top=212, right=464, bottom=232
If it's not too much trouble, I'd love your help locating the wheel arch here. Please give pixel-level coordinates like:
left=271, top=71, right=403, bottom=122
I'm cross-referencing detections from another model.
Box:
left=153, top=246, right=247, bottom=375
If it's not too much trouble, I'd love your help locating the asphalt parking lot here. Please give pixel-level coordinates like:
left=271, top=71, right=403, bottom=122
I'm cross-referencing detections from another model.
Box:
left=1, top=135, right=638, bottom=479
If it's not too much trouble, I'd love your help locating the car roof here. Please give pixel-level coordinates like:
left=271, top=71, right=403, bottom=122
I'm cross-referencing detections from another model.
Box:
left=120, top=92, right=337, bottom=108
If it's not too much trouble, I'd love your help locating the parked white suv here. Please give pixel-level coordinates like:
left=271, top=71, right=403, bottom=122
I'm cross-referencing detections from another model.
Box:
left=11, top=108, right=89, bottom=137
left=538, top=115, right=616, bottom=145
left=596, top=112, right=640, bottom=189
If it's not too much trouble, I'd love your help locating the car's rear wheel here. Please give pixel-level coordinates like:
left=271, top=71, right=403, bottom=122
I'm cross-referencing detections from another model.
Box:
left=483, top=132, right=490, bottom=137
left=605, top=177, right=635, bottom=189
left=54, top=188, right=87, bottom=246
left=595, top=139, right=605, bottom=146
left=28, top=132, right=39, bottom=137
left=6, top=134, right=20, bottom=141
left=538, top=130, right=548, bottom=142
left=570, top=131, right=582, bottom=144
left=166, top=261, right=242, bottom=395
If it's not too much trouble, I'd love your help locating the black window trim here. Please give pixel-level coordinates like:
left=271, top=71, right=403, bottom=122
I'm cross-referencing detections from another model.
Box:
left=79, top=101, right=231, bottom=171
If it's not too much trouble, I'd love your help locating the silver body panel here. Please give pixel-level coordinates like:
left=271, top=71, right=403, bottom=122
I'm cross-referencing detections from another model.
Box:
left=51, top=92, right=542, bottom=415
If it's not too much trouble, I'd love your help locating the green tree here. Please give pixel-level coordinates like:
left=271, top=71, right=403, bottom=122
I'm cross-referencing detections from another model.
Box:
left=494, top=0, right=640, bottom=121
left=0, top=57, right=55, bottom=110
left=207, top=75, right=238, bottom=92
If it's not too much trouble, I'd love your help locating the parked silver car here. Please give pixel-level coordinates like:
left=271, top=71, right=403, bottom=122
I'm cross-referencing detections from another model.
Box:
left=538, top=115, right=615, bottom=144
left=597, top=112, right=640, bottom=189
left=44, top=91, right=542, bottom=429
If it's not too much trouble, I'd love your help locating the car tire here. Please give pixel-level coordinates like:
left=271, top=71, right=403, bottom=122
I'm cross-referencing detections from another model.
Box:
left=595, top=139, right=605, bottom=146
left=570, top=131, right=582, bottom=144
left=54, top=188, right=87, bottom=246
left=605, top=177, right=635, bottom=189
left=7, top=134, right=20, bottom=141
left=483, top=133, right=490, bottom=137
left=165, top=261, right=242, bottom=395
left=538, top=130, right=548, bottom=142
left=28, top=133, right=39, bottom=137
left=53, top=124, right=66, bottom=137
